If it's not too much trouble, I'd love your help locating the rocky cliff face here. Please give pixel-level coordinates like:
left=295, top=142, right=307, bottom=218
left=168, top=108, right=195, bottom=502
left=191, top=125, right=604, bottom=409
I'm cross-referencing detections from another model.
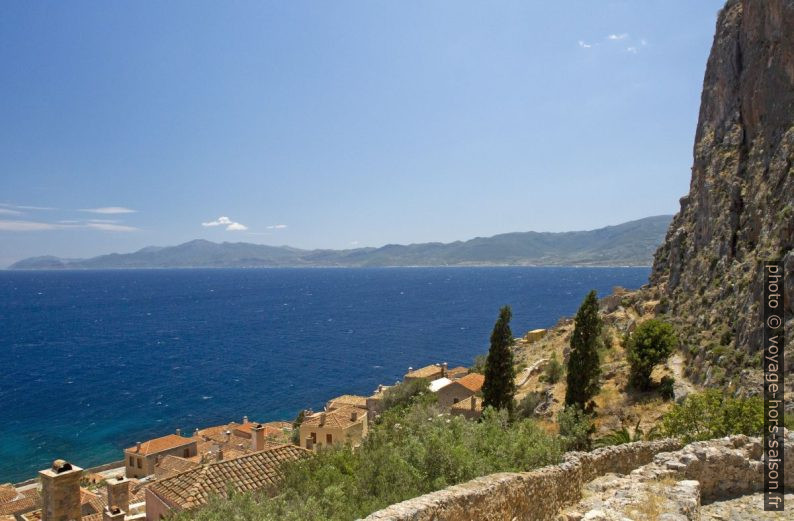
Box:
left=651, top=0, right=793, bottom=392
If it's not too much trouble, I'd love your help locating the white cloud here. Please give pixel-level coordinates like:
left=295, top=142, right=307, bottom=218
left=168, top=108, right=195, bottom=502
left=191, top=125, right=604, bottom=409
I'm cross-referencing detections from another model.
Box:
left=0, top=203, right=56, bottom=211
left=608, top=33, right=628, bottom=40
left=0, top=220, right=59, bottom=231
left=350, top=240, right=360, bottom=246
left=84, top=222, right=138, bottom=232
left=80, top=206, right=137, bottom=214
left=266, top=224, right=288, bottom=229
left=627, top=47, right=638, bottom=54
left=202, top=216, right=248, bottom=231
left=578, top=40, right=592, bottom=49
left=640, top=38, right=648, bottom=46
left=0, top=219, right=138, bottom=232
left=0, top=208, right=22, bottom=215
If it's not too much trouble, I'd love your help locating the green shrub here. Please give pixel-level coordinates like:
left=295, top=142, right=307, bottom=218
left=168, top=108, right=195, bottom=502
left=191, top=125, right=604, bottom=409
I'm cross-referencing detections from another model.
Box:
left=594, top=421, right=659, bottom=448
left=380, top=378, right=435, bottom=412
left=544, top=352, right=563, bottom=384
left=659, top=390, right=763, bottom=442
left=515, top=392, right=544, bottom=419
left=658, top=376, right=675, bottom=401
left=470, top=354, right=487, bottom=374
left=175, top=403, right=563, bottom=521
left=557, top=406, right=594, bottom=451
left=626, top=319, right=677, bottom=391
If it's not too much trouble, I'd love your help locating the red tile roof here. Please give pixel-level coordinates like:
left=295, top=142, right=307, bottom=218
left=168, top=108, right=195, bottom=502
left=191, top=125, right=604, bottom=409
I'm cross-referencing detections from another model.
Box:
left=301, top=407, right=365, bottom=430
left=148, top=445, right=310, bottom=511
left=455, top=373, right=485, bottom=392
left=124, top=434, right=196, bottom=456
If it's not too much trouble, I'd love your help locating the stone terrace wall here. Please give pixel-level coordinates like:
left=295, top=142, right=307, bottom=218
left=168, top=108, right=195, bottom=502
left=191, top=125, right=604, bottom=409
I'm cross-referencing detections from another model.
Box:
left=363, top=439, right=682, bottom=521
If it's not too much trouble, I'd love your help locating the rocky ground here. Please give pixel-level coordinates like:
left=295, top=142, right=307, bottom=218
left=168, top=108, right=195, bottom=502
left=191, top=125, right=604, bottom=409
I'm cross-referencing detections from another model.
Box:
left=699, top=493, right=794, bottom=521
left=559, top=433, right=793, bottom=521
left=512, top=287, right=693, bottom=438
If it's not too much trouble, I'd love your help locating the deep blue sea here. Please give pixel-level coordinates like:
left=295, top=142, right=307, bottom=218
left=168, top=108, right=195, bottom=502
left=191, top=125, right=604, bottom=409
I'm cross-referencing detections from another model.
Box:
left=0, top=267, right=649, bottom=483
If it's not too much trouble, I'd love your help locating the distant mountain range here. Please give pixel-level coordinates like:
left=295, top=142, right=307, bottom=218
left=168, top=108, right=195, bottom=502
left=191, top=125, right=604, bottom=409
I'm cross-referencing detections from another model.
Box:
left=8, top=215, right=672, bottom=270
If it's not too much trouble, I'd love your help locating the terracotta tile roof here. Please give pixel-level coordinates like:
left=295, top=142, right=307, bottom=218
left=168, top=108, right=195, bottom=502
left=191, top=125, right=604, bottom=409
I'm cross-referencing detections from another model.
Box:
left=301, top=407, right=365, bottom=430
left=81, top=513, right=103, bottom=521
left=263, top=421, right=293, bottom=430
left=446, top=366, right=469, bottom=379
left=326, top=395, right=368, bottom=410
left=82, top=488, right=104, bottom=511
left=455, top=373, right=485, bottom=393
left=0, top=485, right=17, bottom=504
left=405, top=364, right=444, bottom=379
left=0, top=493, right=37, bottom=516
left=155, top=455, right=201, bottom=480
left=197, top=422, right=240, bottom=439
left=148, top=445, right=310, bottom=511
left=125, top=434, right=196, bottom=456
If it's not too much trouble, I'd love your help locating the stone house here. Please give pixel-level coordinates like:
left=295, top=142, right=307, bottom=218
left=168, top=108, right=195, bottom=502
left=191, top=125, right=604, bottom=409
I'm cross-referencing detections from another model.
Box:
left=146, top=444, right=310, bottom=520
left=326, top=394, right=369, bottom=412
left=436, top=373, right=484, bottom=409
left=124, top=433, right=198, bottom=478
left=450, top=395, right=483, bottom=420
left=299, top=406, right=367, bottom=451
left=403, top=363, right=447, bottom=383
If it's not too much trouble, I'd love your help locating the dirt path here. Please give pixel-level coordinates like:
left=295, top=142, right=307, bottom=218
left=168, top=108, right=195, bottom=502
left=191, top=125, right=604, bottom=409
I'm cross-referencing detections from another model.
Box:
left=668, top=352, right=697, bottom=401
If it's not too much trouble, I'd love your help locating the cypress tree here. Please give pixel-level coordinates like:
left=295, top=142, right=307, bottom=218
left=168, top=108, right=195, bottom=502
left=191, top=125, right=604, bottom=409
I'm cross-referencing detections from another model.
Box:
left=565, top=290, right=602, bottom=410
left=482, top=305, right=517, bottom=413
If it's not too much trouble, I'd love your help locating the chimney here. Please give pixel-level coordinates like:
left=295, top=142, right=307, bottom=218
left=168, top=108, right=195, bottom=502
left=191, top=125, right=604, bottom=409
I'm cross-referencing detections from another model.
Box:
left=305, top=436, right=314, bottom=451
left=251, top=424, right=265, bottom=451
left=103, top=505, right=126, bottom=521
left=442, top=362, right=448, bottom=377
left=350, top=411, right=358, bottom=422
left=216, top=448, right=224, bottom=462
left=224, top=430, right=231, bottom=442
left=407, top=366, right=413, bottom=373
left=319, top=412, right=326, bottom=426
left=40, top=459, right=82, bottom=521
left=193, top=428, right=200, bottom=437
left=242, top=415, right=249, bottom=424
left=135, top=441, right=141, bottom=452
left=106, top=475, right=130, bottom=513
left=175, top=428, right=181, bottom=437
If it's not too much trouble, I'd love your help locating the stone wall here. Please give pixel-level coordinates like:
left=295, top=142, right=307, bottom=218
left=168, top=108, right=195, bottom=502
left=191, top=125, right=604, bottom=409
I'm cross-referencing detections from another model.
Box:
left=364, top=434, right=793, bottom=521
left=363, top=439, right=682, bottom=521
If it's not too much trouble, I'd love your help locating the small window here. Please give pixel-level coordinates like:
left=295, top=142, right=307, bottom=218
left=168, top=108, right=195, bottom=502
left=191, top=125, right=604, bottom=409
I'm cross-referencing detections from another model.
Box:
left=129, top=456, right=134, bottom=466
left=453, top=398, right=459, bottom=404
left=326, top=433, right=332, bottom=444
left=137, top=458, right=142, bottom=469
left=311, top=432, right=317, bottom=442
left=183, top=448, right=190, bottom=458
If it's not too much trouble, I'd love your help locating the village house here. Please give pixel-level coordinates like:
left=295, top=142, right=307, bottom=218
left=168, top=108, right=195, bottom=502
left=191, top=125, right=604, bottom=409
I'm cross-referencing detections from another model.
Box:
left=365, top=384, right=391, bottom=420
left=403, top=362, right=447, bottom=383
left=450, top=395, right=483, bottom=420
left=325, top=394, right=368, bottom=412
left=299, top=406, right=367, bottom=451
left=436, top=373, right=485, bottom=408
left=124, top=433, right=198, bottom=479
left=524, top=328, right=547, bottom=343
left=445, top=366, right=470, bottom=380
left=3, top=459, right=146, bottom=521
left=146, top=444, right=310, bottom=520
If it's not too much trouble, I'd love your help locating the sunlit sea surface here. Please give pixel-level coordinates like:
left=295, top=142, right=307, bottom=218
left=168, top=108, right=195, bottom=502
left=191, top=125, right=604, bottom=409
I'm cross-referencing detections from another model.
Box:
left=0, top=267, right=649, bottom=482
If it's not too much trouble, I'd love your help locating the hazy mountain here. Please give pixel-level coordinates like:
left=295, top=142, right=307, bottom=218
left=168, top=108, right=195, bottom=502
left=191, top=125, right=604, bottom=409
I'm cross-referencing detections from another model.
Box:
left=9, top=215, right=672, bottom=269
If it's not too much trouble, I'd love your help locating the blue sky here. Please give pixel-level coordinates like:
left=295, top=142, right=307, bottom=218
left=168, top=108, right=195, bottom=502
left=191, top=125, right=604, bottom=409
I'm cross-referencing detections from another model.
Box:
left=0, top=1, right=725, bottom=267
